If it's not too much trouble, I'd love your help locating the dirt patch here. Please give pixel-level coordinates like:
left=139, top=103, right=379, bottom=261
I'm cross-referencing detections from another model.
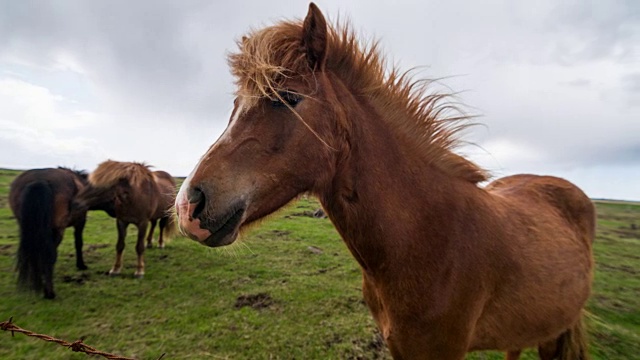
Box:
left=324, top=333, right=343, bottom=348
left=62, top=272, right=90, bottom=285
left=234, top=293, right=274, bottom=310
left=255, top=230, right=292, bottom=240
left=347, top=329, right=388, bottom=359
left=598, top=263, right=640, bottom=275
left=308, top=246, right=323, bottom=254
left=271, top=230, right=291, bottom=237
left=613, top=227, right=640, bottom=239
left=0, top=244, right=13, bottom=255
left=290, top=208, right=327, bottom=218
left=85, top=244, right=110, bottom=253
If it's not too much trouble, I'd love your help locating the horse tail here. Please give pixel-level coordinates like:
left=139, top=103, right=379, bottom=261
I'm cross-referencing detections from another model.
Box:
left=558, top=313, right=590, bottom=360
left=16, top=181, right=56, bottom=295
left=163, top=212, right=178, bottom=240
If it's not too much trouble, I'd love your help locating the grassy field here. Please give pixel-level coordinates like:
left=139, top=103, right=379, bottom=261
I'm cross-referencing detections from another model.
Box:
left=0, top=168, right=638, bottom=359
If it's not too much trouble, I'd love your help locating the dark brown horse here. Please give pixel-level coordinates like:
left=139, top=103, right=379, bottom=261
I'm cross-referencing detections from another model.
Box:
left=176, top=4, right=595, bottom=359
left=9, top=168, right=98, bottom=299
left=75, top=161, right=176, bottom=277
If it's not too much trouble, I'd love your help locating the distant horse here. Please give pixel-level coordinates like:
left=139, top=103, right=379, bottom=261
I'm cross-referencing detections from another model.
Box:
left=9, top=168, right=93, bottom=299
left=75, top=161, right=176, bottom=277
left=176, top=4, right=595, bottom=360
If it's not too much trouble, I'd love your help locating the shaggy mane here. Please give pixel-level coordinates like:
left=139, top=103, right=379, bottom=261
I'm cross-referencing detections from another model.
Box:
left=229, top=17, right=488, bottom=183
left=58, top=167, right=88, bottom=181
left=89, top=160, right=154, bottom=189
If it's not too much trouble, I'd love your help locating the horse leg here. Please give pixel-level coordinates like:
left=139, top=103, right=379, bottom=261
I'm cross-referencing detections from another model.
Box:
left=73, top=216, right=88, bottom=270
left=109, top=219, right=128, bottom=276
left=43, top=228, right=63, bottom=299
left=538, top=338, right=560, bottom=360
left=134, top=221, right=149, bottom=278
left=146, top=219, right=157, bottom=249
left=537, top=316, right=589, bottom=360
left=158, top=217, right=168, bottom=249
left=362, top=275, right=469, bottom=359
left=506, top=350, right=522, bottom=360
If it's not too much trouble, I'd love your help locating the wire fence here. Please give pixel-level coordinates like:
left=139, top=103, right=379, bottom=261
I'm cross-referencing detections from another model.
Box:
left=0, top=317, right=165, bottom=360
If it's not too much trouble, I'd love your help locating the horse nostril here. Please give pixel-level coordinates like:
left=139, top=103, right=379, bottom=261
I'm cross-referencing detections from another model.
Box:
left=188, top=186, right=206, bottom=220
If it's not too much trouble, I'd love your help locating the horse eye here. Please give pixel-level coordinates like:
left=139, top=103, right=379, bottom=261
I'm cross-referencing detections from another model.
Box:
left=271, top=91, right=301, bottom=108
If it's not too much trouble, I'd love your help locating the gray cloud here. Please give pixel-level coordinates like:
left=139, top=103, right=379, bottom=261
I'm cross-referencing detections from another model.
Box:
left=544, top=0, right=640, bottom=64
left=563, top=79, right=592, bottom=87
left=622, top=73, right=640, bottom=93
left=0, top=0, right=638, bottom=198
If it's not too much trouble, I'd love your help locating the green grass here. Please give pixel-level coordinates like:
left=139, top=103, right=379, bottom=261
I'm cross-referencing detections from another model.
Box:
left=0, top=169, right=639, bottom=359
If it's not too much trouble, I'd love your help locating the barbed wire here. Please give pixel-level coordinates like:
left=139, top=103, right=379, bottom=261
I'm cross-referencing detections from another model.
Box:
left=0, top=317, right=165, bottom=360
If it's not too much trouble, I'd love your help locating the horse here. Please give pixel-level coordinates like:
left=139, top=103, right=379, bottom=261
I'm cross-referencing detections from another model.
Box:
left=9, top=167, right=94, bottom=299
left=175, top=4, right=595, bottom=359
left=74, top=160, right=177, bottom=277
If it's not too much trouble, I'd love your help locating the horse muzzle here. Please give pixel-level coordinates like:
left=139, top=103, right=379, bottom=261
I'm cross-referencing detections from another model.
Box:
left=175, top=186, right=245, bottom=247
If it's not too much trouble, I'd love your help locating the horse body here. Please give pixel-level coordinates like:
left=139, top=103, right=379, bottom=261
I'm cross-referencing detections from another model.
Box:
left=9, top=168, right=90, bottom=299
left=175, top=4, right=594, bottom=359
left=75, top=161, right=176, bottom=277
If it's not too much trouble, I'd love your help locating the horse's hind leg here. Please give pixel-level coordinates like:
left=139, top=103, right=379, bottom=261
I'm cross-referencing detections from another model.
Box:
left=146, top=219, right=157, bottom=248
left=134, top=221, right=148, bottom=278
left=43, top=229, right=63, bottom=299
left=109, top=219, right=128, bottom=276
left=506, top=350, right=522, bottom=360
left=158, top=217, right=168, bottom=249
left=73, top=216, right=88, bottom=270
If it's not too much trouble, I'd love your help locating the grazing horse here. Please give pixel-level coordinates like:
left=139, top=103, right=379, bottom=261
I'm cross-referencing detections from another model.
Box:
left=175, top=4, right=595, bottom=359
left=9, top=168, right=93, bottom=299
left=75, top=161, right=176, bottom=277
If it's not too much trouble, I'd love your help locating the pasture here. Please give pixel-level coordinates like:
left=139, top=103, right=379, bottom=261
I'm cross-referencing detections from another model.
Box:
left=0, top=168, right=638, bottom=359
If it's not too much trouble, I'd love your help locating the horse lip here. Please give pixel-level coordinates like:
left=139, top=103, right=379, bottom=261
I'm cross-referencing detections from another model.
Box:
left=199, top=206, right=245, bottom=247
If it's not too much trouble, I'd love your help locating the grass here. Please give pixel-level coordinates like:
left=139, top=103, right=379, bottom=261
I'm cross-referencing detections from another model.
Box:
left=0, top=168, right=639, bottom=359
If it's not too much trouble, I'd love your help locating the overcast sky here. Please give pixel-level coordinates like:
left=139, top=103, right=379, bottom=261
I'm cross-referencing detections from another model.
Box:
left=0, top=0, right=638, bottom=200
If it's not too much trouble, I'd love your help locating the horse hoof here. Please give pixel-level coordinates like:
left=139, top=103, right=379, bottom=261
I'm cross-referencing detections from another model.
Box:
left=78, top=264, right=89, bottom=271
left=108, top=270, right=121, bottom=277
left=134, top=273, right=144, bottom=279
left=146, top=243, right=153, bottom=249
left=44, top=291, right=56, bottom=300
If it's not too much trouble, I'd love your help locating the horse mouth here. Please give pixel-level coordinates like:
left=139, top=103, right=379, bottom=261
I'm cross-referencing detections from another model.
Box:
left=200, top=206, right=245, bottom=247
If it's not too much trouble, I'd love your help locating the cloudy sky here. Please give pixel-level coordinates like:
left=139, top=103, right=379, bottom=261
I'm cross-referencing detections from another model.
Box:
left=0, top=0, right=638, bottom=200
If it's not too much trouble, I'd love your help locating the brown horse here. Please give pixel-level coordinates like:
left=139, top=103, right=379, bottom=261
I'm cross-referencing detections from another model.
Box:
left=75, top=160, right=176, bottom=277
left=175, top=4, right=595, bottom=359
left=8, top=167, right=105, bottom=299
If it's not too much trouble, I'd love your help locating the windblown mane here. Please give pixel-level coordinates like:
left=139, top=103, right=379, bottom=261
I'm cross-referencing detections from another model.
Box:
left=89, top=160, right=154, bottom=189
left=58, top=167, right=89, bottom=182
left=229, top=18, right=488, bottom=183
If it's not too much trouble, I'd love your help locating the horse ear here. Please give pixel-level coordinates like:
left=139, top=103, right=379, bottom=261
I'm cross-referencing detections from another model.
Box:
left=302, top=3, right=328, bottom=71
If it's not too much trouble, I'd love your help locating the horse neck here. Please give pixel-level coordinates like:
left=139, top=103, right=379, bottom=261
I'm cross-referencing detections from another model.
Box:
left=317, top=77, right=483, bottom=274
left=76, top=184, right=115, bottom=210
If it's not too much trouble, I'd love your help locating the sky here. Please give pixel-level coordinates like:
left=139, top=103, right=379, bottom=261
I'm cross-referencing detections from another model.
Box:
left=0, top=0, right=638, bottom=200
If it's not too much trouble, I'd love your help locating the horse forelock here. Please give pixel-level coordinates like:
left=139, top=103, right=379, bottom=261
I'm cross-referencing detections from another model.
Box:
left=88, top=160, right=154, bottom=189
left=228, top=15, right=488, bottom=183
left=229, top=21, right=310, bottom=108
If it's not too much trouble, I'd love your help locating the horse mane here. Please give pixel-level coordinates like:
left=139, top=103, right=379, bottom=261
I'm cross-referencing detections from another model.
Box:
left=152, top=170, right=174, bottom=182
left=58, top=167, right=89, bottom=182
left=88, top=160, right=154, bottom=189
left=229, top=17, right=488, bottom=183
